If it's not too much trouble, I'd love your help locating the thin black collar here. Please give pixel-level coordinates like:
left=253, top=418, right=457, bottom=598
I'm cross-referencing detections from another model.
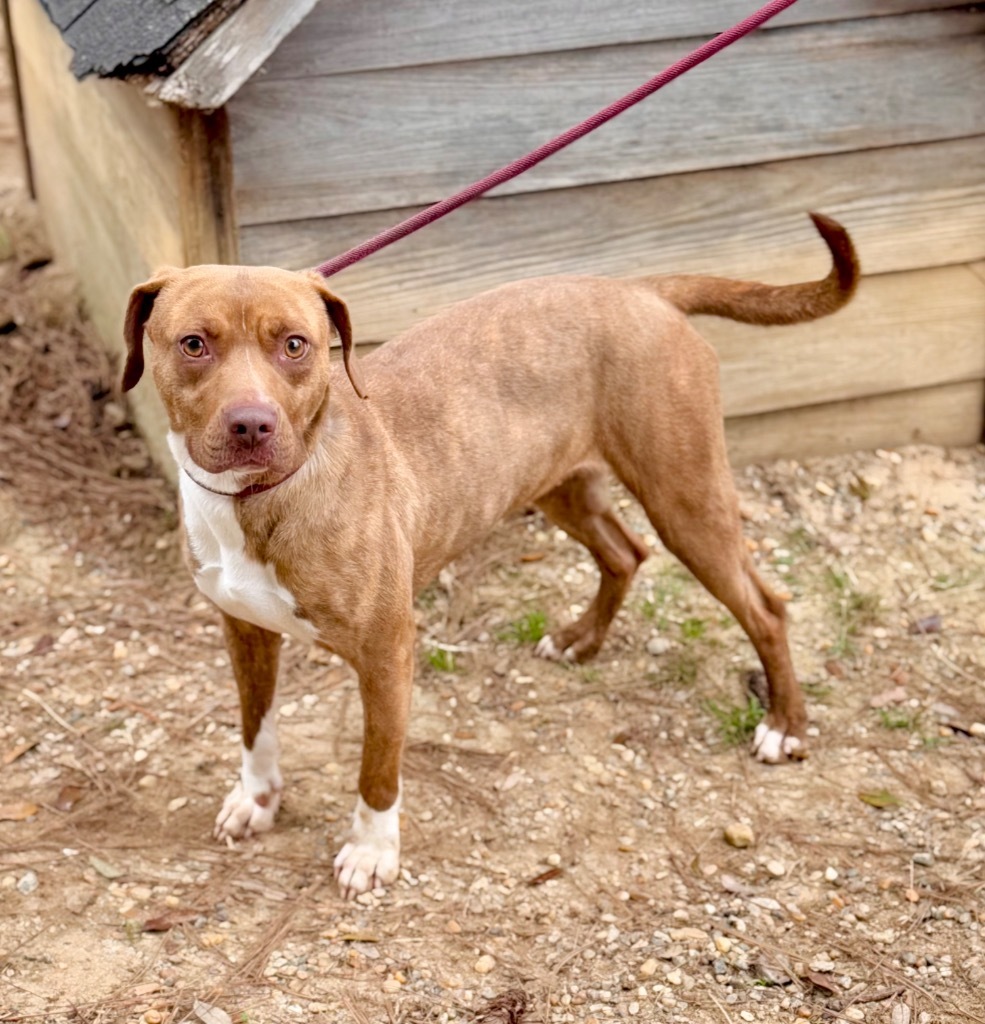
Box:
left=182, top=463, right=302, bottom=500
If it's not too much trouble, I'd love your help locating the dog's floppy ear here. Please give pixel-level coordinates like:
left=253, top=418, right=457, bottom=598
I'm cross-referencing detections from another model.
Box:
left=308, top=274, right=367, bottom=400
left=122, top=269, right=175, bottom=392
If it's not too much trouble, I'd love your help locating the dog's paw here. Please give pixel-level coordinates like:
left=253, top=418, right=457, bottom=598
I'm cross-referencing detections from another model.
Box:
left=534, top=634, right=575, bottom=662
left=334, top=796, right=401, bottom=899
left=214, top=781, right=281, bottom=841
left=751, top=721, right=807, bottom=764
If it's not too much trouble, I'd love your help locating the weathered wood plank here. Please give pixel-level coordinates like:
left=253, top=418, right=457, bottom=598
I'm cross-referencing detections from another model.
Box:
left=153, top=0, right=320, bottom=111
left=707, top=265, right=985, bottom=417
left=9, top=0, right=183, bottom=471
left=0, top=6, right=25, bottom=187
left=230, top=11, right=985, bottom=224
left=177, top=106, right=239, bottom=265
left=725, top=380, right=984, bottom=465
left=241, top=139, right=985, bottom=345
left=265, top=0, right=965, bottom=78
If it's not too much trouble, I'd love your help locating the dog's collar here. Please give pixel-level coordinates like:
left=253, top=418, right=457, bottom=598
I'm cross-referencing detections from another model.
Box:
left=183, top=463, right=302, bottom=500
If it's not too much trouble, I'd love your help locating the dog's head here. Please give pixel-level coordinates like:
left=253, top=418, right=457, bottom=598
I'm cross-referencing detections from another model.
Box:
left=122, top=265, right=365, bottom=479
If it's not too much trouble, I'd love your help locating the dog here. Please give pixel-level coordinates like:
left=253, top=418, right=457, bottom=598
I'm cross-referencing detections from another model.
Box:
left=122, top=213, right=858, bottom=898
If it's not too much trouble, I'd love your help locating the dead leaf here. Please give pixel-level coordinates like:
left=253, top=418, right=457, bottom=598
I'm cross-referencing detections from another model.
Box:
left=824, top=659, right=846, bottom=679
left=869, top=686, right=907, bottom=709
left=0, top=801, right=39, bottom=821
left=2, top=740, right=38, bottom=766
left=909, top=614, right=942, bottom=635
left=88, top=855, right=125, bottom=879
left=803, top=971, right=840, bottom=995
left=858, top=789, right=901, bottom=809
left=904, top=887, right=920, bottom=903
left=54, top=785, right=85, bottom=812
left=339, top=931, right=380, bottom=943
left=192, top=1000, right=232, bottom=1024
left=519, top=552, right=545, bottom=563
left=475, top=988, right=529, bottom=1024
left=30, top=634, right=54, bottom=655
left=526, top=866, right=563, bottom=887
left=143, top=911, right=199, bottom=932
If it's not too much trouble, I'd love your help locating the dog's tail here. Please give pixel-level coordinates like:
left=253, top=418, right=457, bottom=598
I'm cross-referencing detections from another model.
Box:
left=641, top=213, right=859, bottom=325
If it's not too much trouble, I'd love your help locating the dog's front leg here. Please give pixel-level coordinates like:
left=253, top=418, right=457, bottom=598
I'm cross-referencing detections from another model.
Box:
left=334, top=617, right=416, bottom=899
left=214, top=613, right=283, bottom=841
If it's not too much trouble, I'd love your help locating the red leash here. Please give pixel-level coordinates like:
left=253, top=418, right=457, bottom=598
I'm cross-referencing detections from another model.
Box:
left=315, top=0, right=801, bottom=279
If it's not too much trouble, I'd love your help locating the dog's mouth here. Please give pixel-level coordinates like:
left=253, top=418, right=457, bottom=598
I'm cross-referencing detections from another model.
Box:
left=184, top=436, right=282, bottom=478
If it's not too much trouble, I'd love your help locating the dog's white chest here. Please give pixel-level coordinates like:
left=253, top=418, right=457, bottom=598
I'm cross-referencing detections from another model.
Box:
left=179, top=478, right=316, bottom=644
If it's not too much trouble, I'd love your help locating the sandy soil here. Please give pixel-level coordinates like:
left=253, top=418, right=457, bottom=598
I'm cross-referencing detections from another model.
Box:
left=1, top=195, right=984, bottom=1024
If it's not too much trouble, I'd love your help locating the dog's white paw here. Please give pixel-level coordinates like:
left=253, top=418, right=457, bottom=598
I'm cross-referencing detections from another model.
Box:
left=214, top=781, right=281, bottom=841
left=334, top=795, right=401, bottom=899
left=534, top=634, right=574, bottom=662
left=751, top=721, right=804, bottom=764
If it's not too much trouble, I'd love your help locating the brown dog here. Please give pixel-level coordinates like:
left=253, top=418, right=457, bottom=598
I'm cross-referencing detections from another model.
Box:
left=122, top=214, right=858, bottom=898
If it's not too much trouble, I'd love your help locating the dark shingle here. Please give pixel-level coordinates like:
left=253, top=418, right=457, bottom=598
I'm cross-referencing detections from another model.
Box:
left=38, top=0, right=226, bottom=78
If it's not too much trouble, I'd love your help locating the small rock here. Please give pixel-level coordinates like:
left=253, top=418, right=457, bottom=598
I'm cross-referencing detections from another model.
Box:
left=714, top=936, right=732, bottom=954
left=167, top=796, right=188, bottom=812
left=57, top=626, right=80, bottom=646
left=755, top=960, right=792, bottom=986
left=474, top=954, right=496, bottom=974
left=724, top=823, right=754, bottom=849
left=765, top=859, right=786, bottom=878
left=639, top=958, right=659, bottom=978
left=381, top=977, right=401, bottom=994
left=665, top=969, right=683, bottom=985
left=844, top=1009, right=865, bottom=1022
left=970, top=722, right=985, bottom=738
left=824, top=866, right=839, bottom=882
left=17, top=870, right=38, bottom=895
left=891, top=1005, right=911, bottom=1024
left=668, top=927, right=707, bottom=943
left=912, top=852, right=934, bottom=867
left=646, top=637, right=673, bottom=656
left=740, top=1012, right=756, bottom=1023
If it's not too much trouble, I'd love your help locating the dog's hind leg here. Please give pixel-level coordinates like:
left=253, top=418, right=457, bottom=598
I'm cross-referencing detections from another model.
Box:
left=215, top=614, right=284, bottom=840
left=603, top=349, right=807, bottom=762
left=651, top=508, right=807, bottom=763
left=534, top=464, right=650, bottom=663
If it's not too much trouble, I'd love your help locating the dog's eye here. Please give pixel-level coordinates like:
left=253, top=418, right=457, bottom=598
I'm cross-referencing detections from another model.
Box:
left=284, top=336, right=308, bottom=359
left=180, top=335, right=207, bottom=358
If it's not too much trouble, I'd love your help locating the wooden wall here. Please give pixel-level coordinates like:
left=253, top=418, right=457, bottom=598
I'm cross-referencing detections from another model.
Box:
left=232, top=0, right=985, bottom=462
left=8, top=0, right=235, bottom=475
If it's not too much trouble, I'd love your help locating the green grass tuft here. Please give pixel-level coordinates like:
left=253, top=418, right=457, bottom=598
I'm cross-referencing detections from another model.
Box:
left=680, top=617, right=707, bottom=641
left=704, top=696, right=765, bottom=746
left=426, top=647, right=457, bottom=673
left=499, top=610, right=547, bottom=645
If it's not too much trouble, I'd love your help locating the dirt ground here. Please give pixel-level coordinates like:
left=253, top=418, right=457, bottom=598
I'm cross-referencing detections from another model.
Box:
left=1, top=191, right=984, bottom=1024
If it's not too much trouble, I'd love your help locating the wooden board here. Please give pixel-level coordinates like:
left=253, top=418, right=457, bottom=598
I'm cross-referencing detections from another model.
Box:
left=8, top=0, right=233, bottom=477
left=706, top=264, right=985, bottom=418
left=154, top=0, right=319, bottom=111
left=176, top=106, right=239, bottom=266
left=264, top=0, right=965, bottom=78
left=725, top=380, right=984, bottom=466
left=0, top=2, right=25, bottom=187
left=230, top=10, right=985, bottom=223
left=240, top=139, right=985, bottom=345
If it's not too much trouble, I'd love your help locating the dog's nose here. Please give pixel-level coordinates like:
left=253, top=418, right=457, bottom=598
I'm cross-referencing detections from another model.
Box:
left=224, top=404, right=277, bottom=447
